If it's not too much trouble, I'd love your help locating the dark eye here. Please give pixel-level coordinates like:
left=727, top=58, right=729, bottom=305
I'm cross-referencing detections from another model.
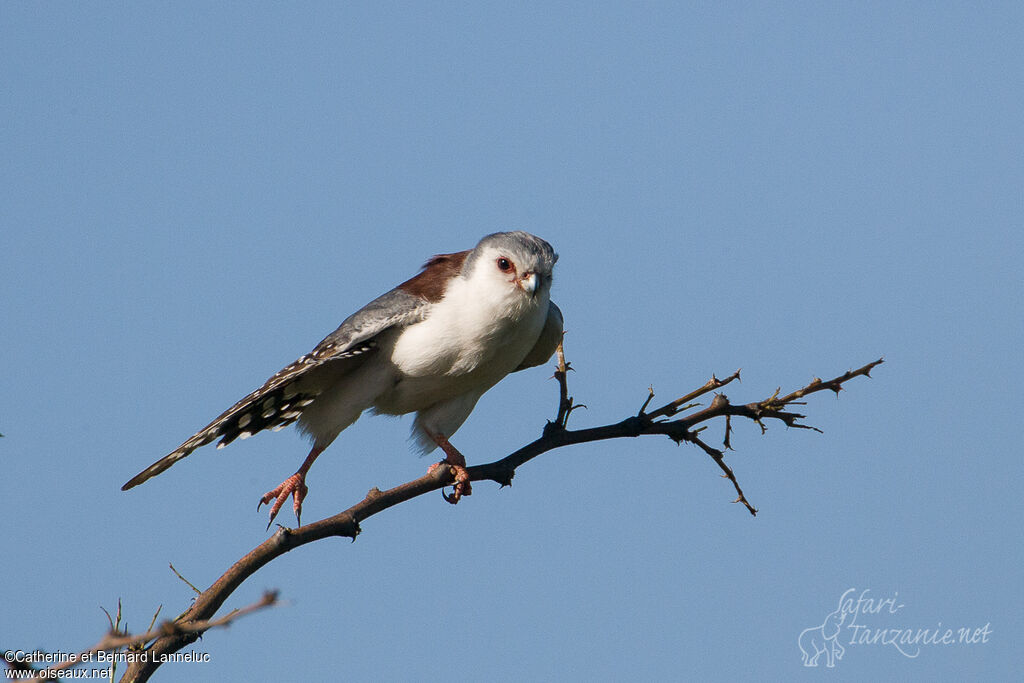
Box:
left=496, top=257, right=513, bottom=272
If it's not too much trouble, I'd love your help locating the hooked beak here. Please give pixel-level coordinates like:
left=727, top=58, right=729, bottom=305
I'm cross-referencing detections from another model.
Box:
left=518, top=272, right=540, bottom=297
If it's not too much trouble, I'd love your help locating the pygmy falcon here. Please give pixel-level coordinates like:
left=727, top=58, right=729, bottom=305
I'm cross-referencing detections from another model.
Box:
left=122, top=231, right=562, bottom=526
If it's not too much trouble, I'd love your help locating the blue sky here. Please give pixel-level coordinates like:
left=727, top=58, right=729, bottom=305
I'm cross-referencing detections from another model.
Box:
left=2, top=2, right=1020, bottom=681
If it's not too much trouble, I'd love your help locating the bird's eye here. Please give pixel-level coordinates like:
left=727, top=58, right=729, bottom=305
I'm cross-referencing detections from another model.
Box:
left=496, top=257, right=513, bottom=272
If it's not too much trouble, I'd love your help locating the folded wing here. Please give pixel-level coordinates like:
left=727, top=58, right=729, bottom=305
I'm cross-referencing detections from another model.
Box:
left=122, top=288, right=429, bottom=490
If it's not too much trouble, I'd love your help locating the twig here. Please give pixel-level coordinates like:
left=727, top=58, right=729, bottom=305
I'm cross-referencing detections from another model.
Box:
left=645, top=369, right=741, bottom=419
left=13, top=592, right=277, bottom=683
left=549, top=336, right=584, bottom=431
left=169, top=563, right=201, bottom=596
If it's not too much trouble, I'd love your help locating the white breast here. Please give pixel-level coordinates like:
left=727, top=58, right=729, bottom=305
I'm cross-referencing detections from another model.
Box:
left=375, top=273, right=549, bottom=414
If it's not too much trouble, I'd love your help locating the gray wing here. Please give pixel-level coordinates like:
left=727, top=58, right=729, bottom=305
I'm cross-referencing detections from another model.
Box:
left=122, top=288, right=428, bottom=490
left=515, top=301, right=563, bottom=371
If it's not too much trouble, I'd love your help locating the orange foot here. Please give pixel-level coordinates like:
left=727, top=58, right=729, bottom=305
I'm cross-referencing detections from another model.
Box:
left=257, top=446, right=322, bottom=528
left=258, top=472, right=309, bottom=528
left=427, top=433, right=473, bottom=504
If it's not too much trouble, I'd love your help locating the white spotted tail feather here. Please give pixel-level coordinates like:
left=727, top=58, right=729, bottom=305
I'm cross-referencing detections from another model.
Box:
left=121, top=343, right=373, bottom=490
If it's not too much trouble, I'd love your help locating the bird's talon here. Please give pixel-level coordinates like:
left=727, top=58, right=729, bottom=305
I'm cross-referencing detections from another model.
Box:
left=259, top=472, right=308, bottom=528
left=441, top=465, right=472, bottom=504
left=427, top=433, right=472, bottom=504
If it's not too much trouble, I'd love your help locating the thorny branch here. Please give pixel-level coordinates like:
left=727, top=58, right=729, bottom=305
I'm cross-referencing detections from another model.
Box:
left=8, top=592, right=277, bottom=682
left=28, top=346, right=882, bottom=682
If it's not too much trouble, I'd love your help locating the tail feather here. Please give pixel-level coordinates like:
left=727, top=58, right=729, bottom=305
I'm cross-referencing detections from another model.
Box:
left=121, top=382, right=319, bottom=490
left=121, top=447, right=197, bottom=490
left=122, top=341, right=378, bottom=491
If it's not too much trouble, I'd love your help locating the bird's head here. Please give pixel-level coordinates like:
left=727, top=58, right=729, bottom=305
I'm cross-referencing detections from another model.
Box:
left=461, top=231, right=558, bottom=307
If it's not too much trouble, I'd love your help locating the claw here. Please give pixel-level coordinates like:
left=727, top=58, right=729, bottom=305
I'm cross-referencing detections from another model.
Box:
left=259, top=472, right=309, bottom=528
left=441, top=463, right=472, bottom=504
left=427, top=432, right=473, bottom=504
left=256, top=446, right=323, bottom=529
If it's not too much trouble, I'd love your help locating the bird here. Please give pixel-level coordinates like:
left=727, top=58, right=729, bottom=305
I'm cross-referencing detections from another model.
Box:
left=122, top=231, right=563, bottom=527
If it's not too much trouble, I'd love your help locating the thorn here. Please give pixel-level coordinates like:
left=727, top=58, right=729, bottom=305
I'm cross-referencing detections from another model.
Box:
left=638, top=385, right=656, bottom=416
left=101, top=605, right=115, bottom=631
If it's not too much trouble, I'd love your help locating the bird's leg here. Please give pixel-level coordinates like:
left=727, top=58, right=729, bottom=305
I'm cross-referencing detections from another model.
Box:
left=426, top=433, right=473, bottom=504
left=258, top=445, right=323, bottom=528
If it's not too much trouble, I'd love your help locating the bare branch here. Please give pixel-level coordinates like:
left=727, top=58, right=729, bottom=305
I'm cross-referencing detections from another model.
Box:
left=685, top=428, right=756, bottom=515
left=96, top=353, right=880, bottom=681
left=549, top=336, right=585, bottom=431
left=11, top=592, right=277, bottom=682
left=644, top=369, right=741, bottom=420
left=169, top=563, right=201, bottom=596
